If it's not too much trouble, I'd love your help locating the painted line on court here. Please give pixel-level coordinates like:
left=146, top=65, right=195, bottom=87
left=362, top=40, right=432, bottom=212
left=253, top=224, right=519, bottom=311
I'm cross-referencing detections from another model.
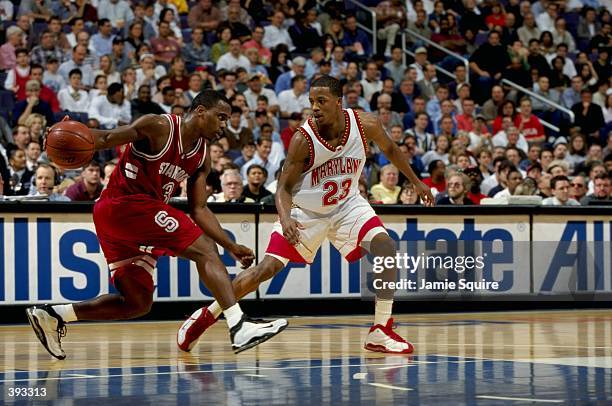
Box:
left=477, top=395, right=564, bottom=403
left=0, top=361, right=417, bottom=383
left=367, top=383, right=412, bottom=391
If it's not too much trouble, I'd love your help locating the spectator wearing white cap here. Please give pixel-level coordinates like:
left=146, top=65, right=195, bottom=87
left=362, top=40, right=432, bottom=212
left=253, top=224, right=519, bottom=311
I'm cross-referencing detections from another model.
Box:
left=409, top=46, right=428, bottom=82
left=274, top=56, right=306, bottom=94
left=0, top=26, right=23, bottom=70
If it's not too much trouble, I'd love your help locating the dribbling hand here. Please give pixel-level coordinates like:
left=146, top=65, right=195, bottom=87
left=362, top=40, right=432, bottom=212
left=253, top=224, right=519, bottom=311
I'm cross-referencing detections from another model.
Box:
left=230, top=244, right=255, bottom=269
left=280, top=218, right=305, bottom=246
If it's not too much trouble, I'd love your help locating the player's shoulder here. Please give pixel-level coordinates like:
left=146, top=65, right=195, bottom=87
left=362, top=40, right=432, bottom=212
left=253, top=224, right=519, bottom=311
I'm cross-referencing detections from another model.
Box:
left=351, top=109, right=378, bottom=130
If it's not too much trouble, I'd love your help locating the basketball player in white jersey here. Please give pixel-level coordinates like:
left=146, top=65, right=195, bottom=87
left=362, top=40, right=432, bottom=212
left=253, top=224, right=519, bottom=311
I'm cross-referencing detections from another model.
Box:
left=178, top=76, right=434, bottom=354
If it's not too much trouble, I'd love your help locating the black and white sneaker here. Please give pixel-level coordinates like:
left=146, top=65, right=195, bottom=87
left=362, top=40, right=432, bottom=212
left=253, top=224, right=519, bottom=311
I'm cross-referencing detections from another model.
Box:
left=230, top=315, right=287, bottom=354
left=26, top=305, right=67, bottom=360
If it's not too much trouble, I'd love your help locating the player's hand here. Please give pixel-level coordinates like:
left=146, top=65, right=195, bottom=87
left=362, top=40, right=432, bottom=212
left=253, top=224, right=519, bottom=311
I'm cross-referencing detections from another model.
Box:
left=415, top=181, right=435, bottom=207
left=230, top=244, right=255, bottom=269
left=280, top=218, right=304, bottom=246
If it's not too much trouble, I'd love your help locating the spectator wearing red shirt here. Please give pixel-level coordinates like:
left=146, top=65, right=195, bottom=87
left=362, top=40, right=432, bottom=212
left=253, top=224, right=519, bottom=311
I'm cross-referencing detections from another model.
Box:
left=514, top=97, right=545, bottom=144
left=464, top=166, right=487, bottom=204
left=423, top=160, right=447, bottom=194
left=64, top=161, right=103, bottom=201
left=456, top=97, right=476, bottom=132
left=280, top=113, right=303, bottom=151
left=485, top=2, right=506, bottom=30
left=150, top=20, right=181, bottom=65
left=27, top=64, right=60, bottom=113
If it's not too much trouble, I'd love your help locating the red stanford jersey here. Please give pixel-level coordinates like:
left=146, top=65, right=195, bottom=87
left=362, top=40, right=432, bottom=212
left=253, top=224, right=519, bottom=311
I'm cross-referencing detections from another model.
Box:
left=104, top=114, right=207, bottom=202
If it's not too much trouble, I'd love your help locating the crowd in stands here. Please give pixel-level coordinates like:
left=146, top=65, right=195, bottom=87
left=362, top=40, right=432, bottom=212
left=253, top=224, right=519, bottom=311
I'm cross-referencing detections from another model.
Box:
left=0, top=0, right=609, bottom=206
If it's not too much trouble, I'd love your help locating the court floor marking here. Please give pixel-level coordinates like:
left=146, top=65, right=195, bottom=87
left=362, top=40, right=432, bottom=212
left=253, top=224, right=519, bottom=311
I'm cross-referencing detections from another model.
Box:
left=0, top=358, right=491, bottom=384
left=367, top=383, right=412, bottom=391
left=12, top=340, right=612, bottom=350
left=476, top=395, right=564, bottom=403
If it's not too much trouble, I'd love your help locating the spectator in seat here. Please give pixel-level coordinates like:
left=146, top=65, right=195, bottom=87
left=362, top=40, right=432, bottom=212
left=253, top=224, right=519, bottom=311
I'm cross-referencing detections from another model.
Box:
left=569, top=174, right=588, bottom=202
left=27, top=63, right=60, bottom=113
left=240, top=136, right=277, bottom=187
left=423, top=159, right=447, bottom=195
left=217, top=38, right=250, bottom=72
left=241, top=164, right=271, bottom=202
left=342, top=14, right=372, bottom=61
left=416, top=63, right=437, bottom=103
left=5, top=146, right=33, bottom=196
left=188, top=0, right=220, bottom=34
left=263, top=11, right=294, bottom=51
left=58, top=69, right=90, bottom=113
left=515, top=97, right=545, bottom=144
left=464, top=167, right=486, bottom=204
left=233, top=141, right=256, bottom=168
left=580, top=173, right=610, bottom=204
left=278, top=75, right=310, bottom=119
left=13, top=80, right=55, bottom=127
left=59, top=45, right=94, bottom=88
left=88, top=82, right=131, bottom=129
left=150, top=20, right=181, bottom=65
left=0, top=26, right=24, bottom=71
left=244, top=74, right=278, bottom=114
left=370, top=164, right=401, bottom=204
left=438, top=173, right=473, bottom=205
left=222, top=106, right=254, bottom=153
left=64, top=160, right=103, bottom=201
left=542, top=175, right=580, bottom=205
left=572, top=89, right=605, bottom=142
left=493, top=166, right=522, bottom=198
left=376, top=0, right=407, bottom=57
left=130, top=84, right=165, bottom=120
left=29, top=164, right=69, bottom=201
left=275, top=56, right=306, bottom=95
left=468, top=31, right=510, bottom=104
left=360, top=62, right=383, bottom=104
left=242, top=25, right=271, bottom=66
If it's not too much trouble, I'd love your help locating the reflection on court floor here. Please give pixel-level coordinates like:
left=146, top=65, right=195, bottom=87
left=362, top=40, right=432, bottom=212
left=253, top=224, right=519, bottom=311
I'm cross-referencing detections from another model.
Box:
left=1, top=310, right=612, bottom=405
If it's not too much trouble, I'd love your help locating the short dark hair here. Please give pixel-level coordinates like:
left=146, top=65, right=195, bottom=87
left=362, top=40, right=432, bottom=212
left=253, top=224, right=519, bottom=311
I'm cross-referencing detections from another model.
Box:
left=231, top=106, right=242, bottom=115
left=69, top=68, right=82, bottom=78
left=162, top=86, right=175, bottom=95
left=428, top=159, right=443, bottom=174
left=84, top=160, right=101, bottom=170
left=98, top=18, right=111, bottom=27
left=310, top=75, right=343, bottom=98
left=291, top=74, right=306, bottom=87
left=107, top=82, right=123, bottom=96
left=551, top=175, right=570, bottom=189
left=30, top=63, right=44, bottom=73
left=247, top=164, right=268, bottom=177
left=190, top=90, right=229, bottom=112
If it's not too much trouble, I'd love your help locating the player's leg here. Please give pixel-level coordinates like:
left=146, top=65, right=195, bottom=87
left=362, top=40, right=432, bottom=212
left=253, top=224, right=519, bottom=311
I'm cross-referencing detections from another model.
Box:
left=178, top=208, right=326, bottom=351
left=177, top=255, right=285, bottom=351
left=330, top=195, right=413, bottom=354
left=179, top=234, right=287, bottom=353
left=26, top=264, right=155, bottom=360
left=362, top=232, right=414, bottom=354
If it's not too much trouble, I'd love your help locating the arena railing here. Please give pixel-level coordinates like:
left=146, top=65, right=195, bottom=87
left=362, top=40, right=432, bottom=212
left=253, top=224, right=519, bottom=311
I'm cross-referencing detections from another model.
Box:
left=501, top=79, right=576, bottom=130
left=401, top=28, right=470, bottom=83
left=338, top=0, right=378, bottom=55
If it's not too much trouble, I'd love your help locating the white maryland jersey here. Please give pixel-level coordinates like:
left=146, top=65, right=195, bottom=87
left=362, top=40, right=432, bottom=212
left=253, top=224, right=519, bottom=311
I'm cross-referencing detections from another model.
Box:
left=292, top=108, right=368, bottom=214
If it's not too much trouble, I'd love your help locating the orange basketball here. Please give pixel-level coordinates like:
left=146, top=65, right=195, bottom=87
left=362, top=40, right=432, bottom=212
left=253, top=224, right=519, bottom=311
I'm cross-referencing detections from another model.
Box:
left=45, top=120, right=95, bottom=169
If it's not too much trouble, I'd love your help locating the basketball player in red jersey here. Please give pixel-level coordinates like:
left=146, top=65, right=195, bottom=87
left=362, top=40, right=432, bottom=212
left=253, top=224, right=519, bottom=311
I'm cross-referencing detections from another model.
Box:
left=26, top=90, right=287, bottom=359
left=179, top=76, right=434, bottom=354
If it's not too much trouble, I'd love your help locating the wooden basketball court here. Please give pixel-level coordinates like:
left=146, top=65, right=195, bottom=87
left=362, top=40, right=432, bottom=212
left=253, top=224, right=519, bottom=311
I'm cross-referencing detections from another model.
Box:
left=1, top=310, right=611, bottom=404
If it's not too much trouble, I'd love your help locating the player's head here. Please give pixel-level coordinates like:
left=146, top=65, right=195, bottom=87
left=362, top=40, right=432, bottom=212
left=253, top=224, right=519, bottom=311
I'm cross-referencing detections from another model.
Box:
left=309, top=75, right=343, bottom=126
left=188, top=90, right=231, bottom=140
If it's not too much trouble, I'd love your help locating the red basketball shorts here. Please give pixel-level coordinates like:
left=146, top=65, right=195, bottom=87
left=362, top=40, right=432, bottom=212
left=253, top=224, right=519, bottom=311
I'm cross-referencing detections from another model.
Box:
left=93, top=193, right=203, bottom=291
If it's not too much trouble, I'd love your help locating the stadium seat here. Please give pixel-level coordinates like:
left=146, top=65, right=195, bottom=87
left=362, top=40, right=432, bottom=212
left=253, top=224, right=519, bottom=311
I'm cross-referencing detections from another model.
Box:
left=0, top=90, right=14, bottom=123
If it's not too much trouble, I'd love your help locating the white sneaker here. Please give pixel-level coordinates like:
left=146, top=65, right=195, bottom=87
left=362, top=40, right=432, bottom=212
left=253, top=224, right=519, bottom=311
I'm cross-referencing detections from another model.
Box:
left=230, top=315, right=287, bottom=354
left=26, top=305, right=67, bottom=360
left=364, top=318, right=414, bottom=354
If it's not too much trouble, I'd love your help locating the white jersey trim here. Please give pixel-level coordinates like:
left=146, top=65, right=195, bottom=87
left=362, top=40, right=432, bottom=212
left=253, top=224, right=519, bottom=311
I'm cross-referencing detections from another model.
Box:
left=131, top=114, right=175, bottom=161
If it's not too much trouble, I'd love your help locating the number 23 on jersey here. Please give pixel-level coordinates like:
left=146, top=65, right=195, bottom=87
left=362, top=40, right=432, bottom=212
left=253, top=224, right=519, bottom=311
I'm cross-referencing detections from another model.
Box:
left=322, top=178, right=352, bottom=206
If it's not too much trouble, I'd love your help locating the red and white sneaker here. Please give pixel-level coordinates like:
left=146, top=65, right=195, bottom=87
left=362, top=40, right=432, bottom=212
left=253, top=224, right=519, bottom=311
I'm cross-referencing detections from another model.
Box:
left=364, top=318, right=414, bottom=354
left=177, top=306, right=218, bottom=352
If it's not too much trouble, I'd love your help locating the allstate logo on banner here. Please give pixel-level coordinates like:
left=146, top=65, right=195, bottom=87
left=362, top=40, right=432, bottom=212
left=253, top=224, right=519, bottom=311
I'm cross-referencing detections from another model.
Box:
left=261, top=217, right=528, bottom=298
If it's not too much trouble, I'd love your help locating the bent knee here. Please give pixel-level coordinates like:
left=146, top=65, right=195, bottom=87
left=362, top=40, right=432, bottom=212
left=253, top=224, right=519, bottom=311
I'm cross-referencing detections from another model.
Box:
left=125, top=297, right=153, bottom=319
left=371, top=234, right=396, bottom=256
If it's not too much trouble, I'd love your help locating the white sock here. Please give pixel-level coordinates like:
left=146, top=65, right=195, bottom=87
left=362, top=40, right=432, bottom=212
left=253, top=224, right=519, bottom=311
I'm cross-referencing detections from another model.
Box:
left=52, top=304, right=78, bottom=323
left=208, top=301, right=222, bottom=318
left=223, top=303, right=243, bottom=329
left=374, top=299, right=393, bottom=326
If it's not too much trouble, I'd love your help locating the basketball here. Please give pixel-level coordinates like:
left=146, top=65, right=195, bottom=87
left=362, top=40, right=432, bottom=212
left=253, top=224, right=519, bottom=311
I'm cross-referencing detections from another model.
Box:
left=45, top=120, right=95, bottom=169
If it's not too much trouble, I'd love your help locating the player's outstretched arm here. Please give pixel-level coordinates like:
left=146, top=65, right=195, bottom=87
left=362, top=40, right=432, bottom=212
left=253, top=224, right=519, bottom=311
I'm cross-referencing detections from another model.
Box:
left=90, top=114, right=169, bottom=151
left=275, top=132, right=310, bottom=245
left=358, top=111, right=435, bottom=206
left=187, top=152, right=255, bottom=268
